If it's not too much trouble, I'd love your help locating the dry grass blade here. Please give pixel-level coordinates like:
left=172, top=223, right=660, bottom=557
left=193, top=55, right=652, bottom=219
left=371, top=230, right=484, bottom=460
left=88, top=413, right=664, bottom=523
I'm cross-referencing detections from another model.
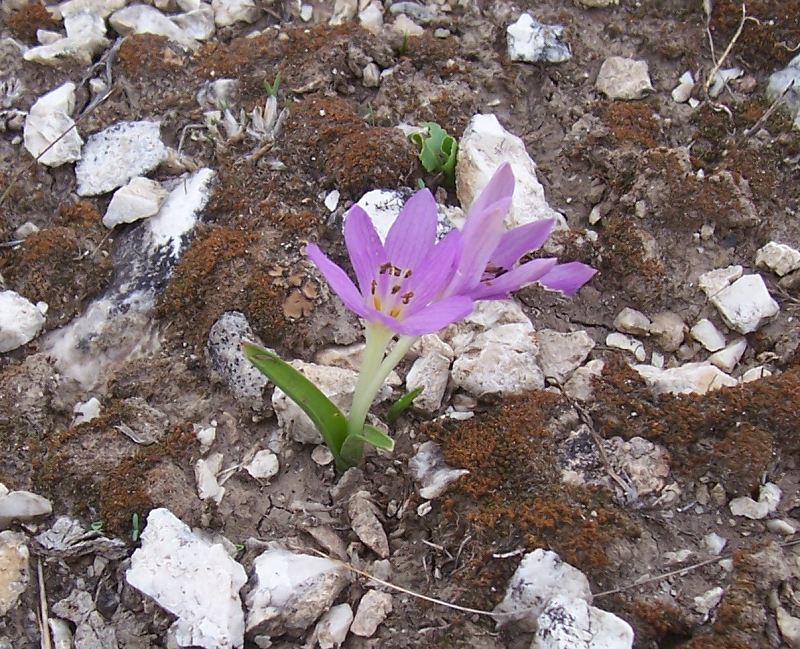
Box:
left=37, top=559, right=52, bottom=649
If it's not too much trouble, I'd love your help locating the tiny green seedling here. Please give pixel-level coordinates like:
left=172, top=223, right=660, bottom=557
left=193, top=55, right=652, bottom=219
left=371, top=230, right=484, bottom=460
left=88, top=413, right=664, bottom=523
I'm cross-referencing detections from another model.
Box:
left=131, top=512, right=141, bottom=543
left=386, top=386, right=424, bottom=425
left=264, top=71, right=282, bottom=98
left=90, top=521, right=104, bottom=533
left=408, top=122, right=458, bottom=187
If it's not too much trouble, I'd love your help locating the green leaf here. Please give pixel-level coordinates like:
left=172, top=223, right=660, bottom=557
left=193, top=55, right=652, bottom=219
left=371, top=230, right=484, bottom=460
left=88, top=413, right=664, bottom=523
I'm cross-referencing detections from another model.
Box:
left=386, top=386, right=423, bottom=425
left=408, top=122, right=459, bottom=187
left=340, top=424, right=395, bottom=468
left=241, top=342, right=349, bottom=460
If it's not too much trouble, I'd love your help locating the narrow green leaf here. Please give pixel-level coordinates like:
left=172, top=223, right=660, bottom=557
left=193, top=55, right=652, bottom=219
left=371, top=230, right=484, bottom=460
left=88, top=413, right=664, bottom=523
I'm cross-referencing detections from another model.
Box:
left=386, top=386, right=423, bottom=425
left=241, top=342, right=349, bottom=457
left=340, top=424, right=395, bottom=468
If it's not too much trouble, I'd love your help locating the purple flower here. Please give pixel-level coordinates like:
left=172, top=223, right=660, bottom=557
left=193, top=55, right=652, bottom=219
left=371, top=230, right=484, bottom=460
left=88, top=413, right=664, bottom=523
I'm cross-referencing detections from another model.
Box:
left=306, top=163, right=596, bottom=335
left=306, top=190, right=473, bottom=336
left=446, top=162, right=596, bottom=301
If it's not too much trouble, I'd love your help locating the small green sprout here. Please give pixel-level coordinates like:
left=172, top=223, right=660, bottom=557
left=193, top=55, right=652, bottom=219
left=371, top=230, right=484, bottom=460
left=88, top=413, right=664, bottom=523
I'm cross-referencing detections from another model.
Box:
left=90, top=520, right=104, bottom=533
left=264, top=71, right=282, bottom=98
left=131, top=512, right=141, bottom=543
left=408, top=122, right=458, bottom=187
left=386, top=386, right=424, bottom=425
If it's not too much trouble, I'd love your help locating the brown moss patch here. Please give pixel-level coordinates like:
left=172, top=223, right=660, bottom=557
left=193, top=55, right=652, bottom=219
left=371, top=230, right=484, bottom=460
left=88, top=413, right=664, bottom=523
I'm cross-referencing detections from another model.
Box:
left=600, top=101, right=662, bottom=149
left=117, top=34, right=189, bottom=81
left=590, top=359, right=800, bottom=495
left=5, top=1, right=57, bottom=43
left=0, top=202, right=113, bottom=328
left=424, top=392, right=637, bottom=609
left=711, top=0, right=800, bottom=69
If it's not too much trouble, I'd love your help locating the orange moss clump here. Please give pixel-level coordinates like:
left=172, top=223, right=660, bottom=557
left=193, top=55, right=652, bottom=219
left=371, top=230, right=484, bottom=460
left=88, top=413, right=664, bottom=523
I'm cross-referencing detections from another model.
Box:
left=424, top=391, right=637, bottom=608
left=117, top=34, right=188, bottom=81
left=591, top=360, right=800, bottom=495
left=5, top=1, right=57, bottom=42
left=601, top=102, right=662, bottom=149
left=711, top=0, right=800, bottom=68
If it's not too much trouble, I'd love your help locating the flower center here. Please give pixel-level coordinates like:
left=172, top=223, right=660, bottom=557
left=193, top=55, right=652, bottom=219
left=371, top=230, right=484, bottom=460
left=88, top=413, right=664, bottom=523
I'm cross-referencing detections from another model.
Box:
left=370, top=262, right=416, bottom=319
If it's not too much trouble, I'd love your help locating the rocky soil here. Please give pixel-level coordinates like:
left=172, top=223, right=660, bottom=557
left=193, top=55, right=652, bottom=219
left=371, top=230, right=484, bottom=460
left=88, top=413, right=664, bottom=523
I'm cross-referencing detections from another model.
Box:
left=1, top=0, right=800, bottom=648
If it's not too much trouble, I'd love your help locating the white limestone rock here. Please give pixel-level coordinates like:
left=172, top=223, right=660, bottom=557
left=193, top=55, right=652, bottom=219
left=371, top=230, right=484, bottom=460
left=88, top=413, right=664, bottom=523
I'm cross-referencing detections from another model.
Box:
left=777, top=606, right=800, bottom=649
left=273, top=361, right=392, bottom=444
left=708, top=338, right=747, bottom=373
left=245, top=545, right=347, bottom=637
left=103, top=176, right=169, bottom=228
left=110, top=4, right=199, bottom=49
left=451, top=323, right=543, bottom=398
left=211, top=0, right=259, bottom=26
left=756, top=241, right=800, bottom=277
left=596, top=56, right=653, bottom=100
left=456, top=114, right=565, bottom=230
left=672, top=71, right=695, bottom=103
left=245, top=450, right=279, bottom=481
left=767, top=52, right=800, bottom=131
left=729, top=483, right=781, bottom=519
left=692, top=587, right=724, bottom=620
left=0, top=291, right=47, bottom=353
left=391, top=14, right=423, bottom=37
left=329, top=0, right=357, bottom=25
left=606, top=332, right=645, bottom=362
left=350, top=590, right=392, bottom=637
left=506, top=13, right=571, bottom=64
left=409, top=441, right=469, bottom=500
left=0, top=531, right=29, bottom=616
left=710, top=274, right=779, bottom=334
left=534, top=329, right=595, bottom=384
left=76, top=120, right=168, bottom=196
left=533, top=595, right=634, bottom=649
left=347, top=491, right=389, bottom=558
left=23, top=81, right=83, bottom=167
left=493, top=549, right=592, bottom=631
left=604, top=436, right=671, bottom=497
left=613, top=307, right=650, bottom=336
left=648, top=311, right=685, bottom=352
left=563, top=359, right=605, bottom=402
left=54, top=0, right=127, bottom=19
left=171, top=3, right=215, bottom=40
left=207, top=311, right=269, bottom=407
left=689, top=318, right=726, bottom=352
left=24, top=11, right=110, bottom=66
left=195, top=453, right=225, bottom=504
left=634, top=362, right=737, bottom=395
left=307, top=603, right=353, bottom=649
left=126, top=508, right=247, bottom=649
left=358, top=1, right=383, bottom=33
left=698, top=265, right=742, bottom=297
left=741, top=366, right=772, bottom=383
left=405, top=335, right=453, bottom=414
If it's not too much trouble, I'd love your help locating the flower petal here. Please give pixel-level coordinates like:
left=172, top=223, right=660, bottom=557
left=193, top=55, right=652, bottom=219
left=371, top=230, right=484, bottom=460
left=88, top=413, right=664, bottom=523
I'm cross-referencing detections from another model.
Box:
left=538, top=261, right=597, bottom=296
left=470, top=258, right=558, bottom=300
left=384, top=189, right=438, bottom=270
left=393, top=296, right=474, bottom=335
left=491, top=218, right=556, bottom=270
left=344, top=205, right=386, bottom=294
left=463, top=162, right=515, bottom=222
left=306, top=243, right=372, bottom=319
left=402, top=229, right=463, bottom=315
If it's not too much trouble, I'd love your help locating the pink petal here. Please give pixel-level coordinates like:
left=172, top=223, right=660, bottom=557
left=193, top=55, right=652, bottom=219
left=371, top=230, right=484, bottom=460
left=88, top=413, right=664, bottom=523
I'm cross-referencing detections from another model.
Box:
left=470, top=258, right=558, bottom=300
left=384, top=189, right=438, bottom=270
left=464, top=163, right=515, bottom=222
left=491, top=219, right=556, bottom=270
left=394, top=296, right=474, bottom=335
left=403, top=229, right=463, bottom=315
left=538, top=262, right=597, bottom=296
left=306, top=243, right=372, bottom=319
left=344, top=205, right=386, bottom=295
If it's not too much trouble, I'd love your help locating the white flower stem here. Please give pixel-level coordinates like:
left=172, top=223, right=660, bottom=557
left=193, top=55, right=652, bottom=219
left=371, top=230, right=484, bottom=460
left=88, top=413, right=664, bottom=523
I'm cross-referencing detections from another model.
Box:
left=347, top=324, right=417, bottom=437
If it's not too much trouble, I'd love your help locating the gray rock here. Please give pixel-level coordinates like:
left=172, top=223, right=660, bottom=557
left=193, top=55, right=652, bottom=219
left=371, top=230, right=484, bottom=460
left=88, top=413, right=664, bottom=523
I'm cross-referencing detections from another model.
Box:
left=405, top=335, right=453, bottom=414
left=347, top=491, right=390, bottom=558
left=689, top=318, right=726, bottom=352
left=307, top=603, right=353, bottom=649
left=767, top=53, right=800, bottom=130
left=533, top=595, right=633, bottom=649
left=211, top=0, right=259, bottom=26
left=648, top=311, right=685, bottom=352
left=171, top=3, right=215, bottom=40
left=756, top=241, right=800, bottom=276
left=506, top=13, right=571, bottom=64
left=778, top=606, right=800, bottom=649
left=0, top=531, right=29, bottom=616
left=613, top=307, right=650, bottom=336
left=493, top=549, right=592, bottom=631
left=207, top=311, right=269, bottom=407
left=350, top=590, right=392, bottom=637
left=76, top=120, right=168, bottom=196
left=710, top=274, right=779, bottom=334
left=596, top=56, right=653, bottom=100
left=126, top=508, right=247, bottom=649
left=634, top=362, right=737, bottom=395
left=245, top=544, right=347, bottom=637
left=535, top=330, right=595, bottom=384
